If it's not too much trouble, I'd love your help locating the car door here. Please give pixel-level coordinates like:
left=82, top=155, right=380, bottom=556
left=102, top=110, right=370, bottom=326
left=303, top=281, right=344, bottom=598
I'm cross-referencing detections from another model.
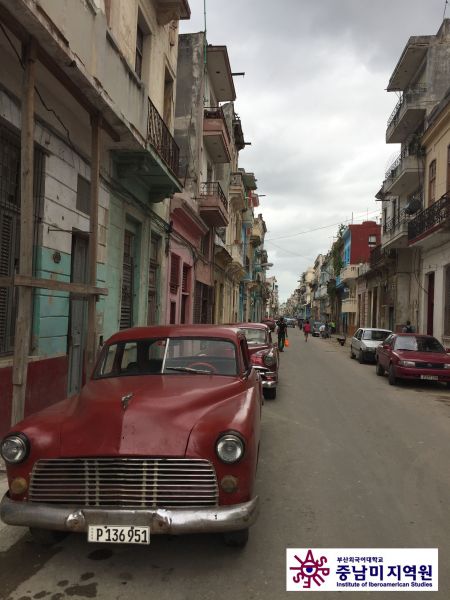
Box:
left=352, top=329, right=362, bottom=354
left=378, top=334, right=394, bottom=368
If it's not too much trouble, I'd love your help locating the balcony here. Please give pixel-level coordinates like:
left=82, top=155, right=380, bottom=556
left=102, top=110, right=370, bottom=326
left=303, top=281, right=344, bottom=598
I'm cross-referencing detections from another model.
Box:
left=114, top=97, right=182, bottom=202
left=199, top=181, right=229, bottom=227
left=408, top=193, right=450, bottom=248
left=340, top=265, right=358, bottom=283
left=251, top=220, right=265, bottom=246
left=383, top=149, right=424, bottom=196
left=156, top=0, right=191, bottom=25
left=387, top=38, right=430, bottom=91
left=381, top=207, right=411, bottom=249
left=203, top=107, right=232, bottom=163
left=370, top=245, right=396, bottom=269
left=229, top=172, right=246, bottom=210
left=342, top=297, right=357, bottom=313
left=386, top=85, right=427, bottom=143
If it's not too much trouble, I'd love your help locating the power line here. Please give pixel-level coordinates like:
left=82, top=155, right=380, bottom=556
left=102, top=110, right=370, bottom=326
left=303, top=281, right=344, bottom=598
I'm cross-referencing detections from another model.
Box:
left=265, top=209, right=380, bottom=241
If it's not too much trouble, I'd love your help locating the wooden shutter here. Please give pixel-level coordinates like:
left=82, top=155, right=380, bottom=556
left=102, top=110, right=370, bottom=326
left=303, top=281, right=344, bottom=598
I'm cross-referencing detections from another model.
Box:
left=170, top=254, right=180, bottom=294
left=182, top=264, right=190, bottom=293
left=120, top=231, right=134, bottom=329
left=193, top=281, right=202, bottom=324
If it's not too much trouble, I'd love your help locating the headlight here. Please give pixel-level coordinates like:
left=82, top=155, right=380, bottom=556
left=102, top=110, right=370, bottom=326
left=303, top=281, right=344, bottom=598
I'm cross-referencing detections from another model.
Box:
left=263, top=353, right=276, bottom=367
left=216, top=433, right=245, bottom=464
left=399, top=360, right=415, bottom=367
left=0, top=434, right=29, bottom=464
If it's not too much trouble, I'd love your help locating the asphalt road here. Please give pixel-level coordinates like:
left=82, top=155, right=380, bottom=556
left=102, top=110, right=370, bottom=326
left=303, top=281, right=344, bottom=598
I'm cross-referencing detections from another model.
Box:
left=1, top=329, right=450, bottom=599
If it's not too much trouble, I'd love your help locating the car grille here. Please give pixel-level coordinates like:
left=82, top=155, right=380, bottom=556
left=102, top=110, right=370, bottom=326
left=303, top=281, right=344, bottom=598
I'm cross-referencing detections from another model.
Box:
left=29, top=458, right=219, bottom=508
left=415, top=362, right=444, bottom=369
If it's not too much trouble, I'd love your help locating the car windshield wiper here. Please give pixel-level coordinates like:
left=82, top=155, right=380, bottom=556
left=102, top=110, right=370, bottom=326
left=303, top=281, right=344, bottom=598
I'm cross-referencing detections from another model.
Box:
left=397, top=348, right=415, bottom=352
left=165, top=366, right=213, bottom=374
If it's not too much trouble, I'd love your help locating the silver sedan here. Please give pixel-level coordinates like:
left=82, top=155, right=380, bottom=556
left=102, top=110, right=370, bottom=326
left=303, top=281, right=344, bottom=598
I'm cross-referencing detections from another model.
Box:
left=350, top=328, right=392, bottom=363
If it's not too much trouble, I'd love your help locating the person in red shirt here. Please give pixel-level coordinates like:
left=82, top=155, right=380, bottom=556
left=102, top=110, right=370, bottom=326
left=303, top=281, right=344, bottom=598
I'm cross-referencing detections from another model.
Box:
left=303, top=320, right=311, bottom=342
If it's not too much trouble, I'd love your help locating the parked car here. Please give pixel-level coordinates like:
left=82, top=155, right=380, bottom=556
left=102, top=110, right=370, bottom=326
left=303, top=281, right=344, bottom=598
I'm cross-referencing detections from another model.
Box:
left=285, top=317, right=297, bottom=328
left=375, top=333, right=450, bottom=386
left=350, top=328, right=392, bottom=363
left=0, top=326, right=262, bottom=548
left=261, top=317, right=276, bottom=332
left=236, top=323, right=279, bottom=400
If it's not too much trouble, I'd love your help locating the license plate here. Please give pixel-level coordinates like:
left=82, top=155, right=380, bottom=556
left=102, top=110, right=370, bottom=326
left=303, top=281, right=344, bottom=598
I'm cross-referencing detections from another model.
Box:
left=88, top=525, right=150, bottom=545
left=420, top=375, right=438, bottom=381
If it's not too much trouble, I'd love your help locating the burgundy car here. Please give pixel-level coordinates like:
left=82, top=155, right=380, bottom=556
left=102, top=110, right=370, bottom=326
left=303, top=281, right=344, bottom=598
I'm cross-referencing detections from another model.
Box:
left=236, top=323, right=279, bottom=400
left=376, top=333, right=450, bottom=386
left=0, top=326, right=262, bottom=548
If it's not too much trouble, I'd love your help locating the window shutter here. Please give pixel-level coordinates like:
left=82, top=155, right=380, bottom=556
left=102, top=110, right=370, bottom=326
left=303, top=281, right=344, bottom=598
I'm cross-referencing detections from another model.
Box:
left=170, top=254, right=180, bottom=294
left=120, top=231, right=134, bottom=329
left=182, top=264, right=190, bottom=293
left=193, top=281, right=202, bottom=324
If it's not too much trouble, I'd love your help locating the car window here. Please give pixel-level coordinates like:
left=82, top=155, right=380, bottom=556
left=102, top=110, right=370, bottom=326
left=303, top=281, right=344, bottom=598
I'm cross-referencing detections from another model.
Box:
left=383, top=335, right=393, bottom=346
left=96, top=337, right=238, bottom=377
left=355, top=329, right=362, bottom=340
left=239, top=328, right=266, bottom=344
left=394, top=336, right=445, bottom=353
left=362, top=330, right=391, bottom=341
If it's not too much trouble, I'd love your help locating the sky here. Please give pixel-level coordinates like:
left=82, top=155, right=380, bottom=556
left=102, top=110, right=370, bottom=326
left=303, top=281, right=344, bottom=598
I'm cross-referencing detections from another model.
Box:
left=181, top=0, right=447, bottom=302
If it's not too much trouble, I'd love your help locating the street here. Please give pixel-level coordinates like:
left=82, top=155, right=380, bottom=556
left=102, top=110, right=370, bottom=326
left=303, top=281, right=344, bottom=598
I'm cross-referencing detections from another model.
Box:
left=2, top=329, right=450, bottom=599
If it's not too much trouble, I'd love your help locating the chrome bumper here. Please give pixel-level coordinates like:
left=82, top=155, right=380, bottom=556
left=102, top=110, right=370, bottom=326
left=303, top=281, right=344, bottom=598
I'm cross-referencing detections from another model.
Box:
left=253, top=366, right=277, bottom=388
left=0, top=493, right=259, bottom=535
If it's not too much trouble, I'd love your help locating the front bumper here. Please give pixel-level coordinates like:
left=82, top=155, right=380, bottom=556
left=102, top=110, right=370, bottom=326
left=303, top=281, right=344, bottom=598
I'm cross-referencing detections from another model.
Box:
left=396, top=366, right=450, bottom=382
left=252, top=366, right=277, bottom=388
left=0, top=493, right=259, bottom=535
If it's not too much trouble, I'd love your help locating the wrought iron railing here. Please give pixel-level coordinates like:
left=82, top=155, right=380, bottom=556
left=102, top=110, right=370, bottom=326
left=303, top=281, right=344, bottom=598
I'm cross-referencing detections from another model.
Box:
left=370, top=245, right=383, bottom=268
left=408, top=193, right=450, bottom=242
left=204, top=107, right=231, bottom=143
left=384, top=207, right=409, bottom=234
left=147, top=97, right=180, bottom=177
left=200, top=181, right=228, bottom=211
left=387, top=84, right=427, bottom=129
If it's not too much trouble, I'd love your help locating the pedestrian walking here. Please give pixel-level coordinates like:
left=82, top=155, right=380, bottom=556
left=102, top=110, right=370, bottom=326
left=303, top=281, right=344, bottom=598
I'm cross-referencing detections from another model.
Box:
left=402, top=320, right=415, bottom=333
left=303, top=320, right=311, bottom=342
left=276, top=316, right=288, bottom=352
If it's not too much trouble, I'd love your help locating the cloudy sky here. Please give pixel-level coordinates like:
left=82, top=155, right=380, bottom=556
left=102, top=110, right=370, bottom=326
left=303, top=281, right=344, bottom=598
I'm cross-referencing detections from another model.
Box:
left=181, top=0, right=447, bottom=302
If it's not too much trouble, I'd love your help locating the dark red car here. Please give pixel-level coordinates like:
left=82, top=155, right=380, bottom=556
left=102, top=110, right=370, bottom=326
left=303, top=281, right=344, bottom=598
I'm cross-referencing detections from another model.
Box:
left=376, top=333, right=450, bottom=386
left=236, top=323, right=279, bottom=400
left=261, top=318, right=276, bottom=332
left=0, top=326, right=262, bottom=548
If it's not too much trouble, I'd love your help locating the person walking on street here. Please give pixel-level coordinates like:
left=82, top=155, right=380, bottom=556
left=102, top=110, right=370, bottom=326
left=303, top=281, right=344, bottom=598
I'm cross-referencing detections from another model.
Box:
left=276, top=316, right=288, bottom=352
left=303, top=320, right=311, bottom=342
left=402, top=320, right=415, bottom=333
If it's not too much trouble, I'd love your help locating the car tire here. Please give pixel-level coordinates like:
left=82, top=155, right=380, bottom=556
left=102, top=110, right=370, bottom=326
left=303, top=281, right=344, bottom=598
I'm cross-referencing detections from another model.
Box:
left=223, top=529, right=249, bottom=548
left=358, top=350, right=364, bottom=364
left=350, top=346, right=354, bottom=359
left=388, top=364, right=397, bottom=386
left=263, top=388, right=277, bottom=400
left=29, top=527, right=67, bottom=546
left=376, top=361, right=385, bottom=376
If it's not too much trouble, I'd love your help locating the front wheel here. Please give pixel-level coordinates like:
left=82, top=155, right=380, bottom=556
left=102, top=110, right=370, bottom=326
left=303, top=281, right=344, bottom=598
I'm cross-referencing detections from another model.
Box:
left=223, top=529, right=249, bottom=548
left=388, top=364, right=397, bottom=386
left=358, top=350, right=364, bottom=364
left=29, top=528, right=67, bottom=546
left=263, top=388, right=277, bottom=400
left=350, top=346, right=355, bottom=359
left=376, top=361, right=385, bottom=376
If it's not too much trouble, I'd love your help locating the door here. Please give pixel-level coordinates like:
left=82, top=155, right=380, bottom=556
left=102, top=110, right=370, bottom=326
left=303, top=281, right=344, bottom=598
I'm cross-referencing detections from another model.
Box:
left=67, top=234, right=88, bottom=396
left=427, top=273, right=435, bottom=336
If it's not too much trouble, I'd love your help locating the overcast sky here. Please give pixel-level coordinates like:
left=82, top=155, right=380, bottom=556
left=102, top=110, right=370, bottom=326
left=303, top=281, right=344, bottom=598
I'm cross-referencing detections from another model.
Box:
left=181, top=0, right=447, bottom=302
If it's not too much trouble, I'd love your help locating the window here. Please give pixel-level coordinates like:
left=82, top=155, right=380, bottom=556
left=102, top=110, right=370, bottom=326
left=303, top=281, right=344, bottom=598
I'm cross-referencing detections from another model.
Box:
left=169, top=254, right=180, bottom=294
left=181, top=264, right=191, bottom=324
left=163, top=68, right=174, bottom=129
left=201, top=232, right=210, bottom=260
left=429, top=159, right=436, bottom=205
left=368, top=235, right=377, bottom=248
left=135, top=23, right=144, bottom=79
left=120, top=231, right=135, bottom=329
left=76, top=174, right=90, bottom=215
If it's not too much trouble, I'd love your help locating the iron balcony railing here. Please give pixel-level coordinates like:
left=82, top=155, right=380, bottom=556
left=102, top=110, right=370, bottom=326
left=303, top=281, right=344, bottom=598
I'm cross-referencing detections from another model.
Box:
left=204, top=106, right=231, bottom=143
left=200, top=181, right=228, bottom=211
left=384, top=207, right=409, bottom=234
left=147, top=97, right=180, bottom=177
left=387, top=84, right=427, bottom=130
left=408, top=193, right=450, bottom=242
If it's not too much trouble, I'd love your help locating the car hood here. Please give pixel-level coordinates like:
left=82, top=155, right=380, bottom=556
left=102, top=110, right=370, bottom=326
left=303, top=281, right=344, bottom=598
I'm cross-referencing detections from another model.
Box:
left=396, top=350, right=450, bottom=363
left=59, top=375, right=244, bottom=457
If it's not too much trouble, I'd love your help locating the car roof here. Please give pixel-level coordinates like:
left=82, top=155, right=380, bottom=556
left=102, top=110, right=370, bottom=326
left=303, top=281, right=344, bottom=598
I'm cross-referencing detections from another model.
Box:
left=234, top=322, right=269, bottom=329
left=107, top=325, right=242, bottom=345
left=361, top=327, right=392, bottom=332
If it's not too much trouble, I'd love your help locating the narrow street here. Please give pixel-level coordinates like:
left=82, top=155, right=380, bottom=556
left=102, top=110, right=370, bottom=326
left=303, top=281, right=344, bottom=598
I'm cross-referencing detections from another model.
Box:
left=2, top=329, right=450, bottom=599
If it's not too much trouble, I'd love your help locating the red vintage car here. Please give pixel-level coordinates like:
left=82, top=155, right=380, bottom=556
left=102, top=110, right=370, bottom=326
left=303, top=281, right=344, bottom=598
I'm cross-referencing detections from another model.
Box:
left=236, top=323, right=279, bottom=400
left=0, top=326, right=262, bottom=548
left=376, top=333, right=450, bottom=386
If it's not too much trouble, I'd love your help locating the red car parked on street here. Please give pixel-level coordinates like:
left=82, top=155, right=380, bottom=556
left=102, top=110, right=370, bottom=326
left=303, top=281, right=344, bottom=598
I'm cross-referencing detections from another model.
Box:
left=0, top=326, right=262, bottom=548
left=236, top=323, right=279, bottom=400
left=375, top=333, right=450, bottom=386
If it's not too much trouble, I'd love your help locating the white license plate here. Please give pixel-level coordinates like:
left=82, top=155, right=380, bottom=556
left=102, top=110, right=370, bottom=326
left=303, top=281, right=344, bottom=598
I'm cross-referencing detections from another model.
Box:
left=420, top=375, right=439, bottom=381
left=88, top=525, right=150, bottom=545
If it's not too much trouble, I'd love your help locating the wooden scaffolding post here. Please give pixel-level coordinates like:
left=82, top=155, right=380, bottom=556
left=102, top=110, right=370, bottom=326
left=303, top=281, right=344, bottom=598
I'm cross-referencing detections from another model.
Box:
left=85, top=113, right=101, bottom=378
left=11, top=39, right=37, bottom=425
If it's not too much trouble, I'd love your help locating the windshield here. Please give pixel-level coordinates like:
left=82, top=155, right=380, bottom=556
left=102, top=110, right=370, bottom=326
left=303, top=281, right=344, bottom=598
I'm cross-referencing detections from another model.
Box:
left=95, top=337, right=238, bottom=378
left=394, top=336, right=445, bottom=353
left=362, top=330, right=391, bottom=341
left=240, top=328, right=266, bottom=344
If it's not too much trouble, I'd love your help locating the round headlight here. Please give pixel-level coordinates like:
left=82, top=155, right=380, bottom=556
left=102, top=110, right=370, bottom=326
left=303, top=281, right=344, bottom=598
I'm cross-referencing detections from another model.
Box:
left=1, top=434, right=29, bottom=464
left=216, top=434, right=244, bottom=464
left=263, top=354, right=276, bottom=367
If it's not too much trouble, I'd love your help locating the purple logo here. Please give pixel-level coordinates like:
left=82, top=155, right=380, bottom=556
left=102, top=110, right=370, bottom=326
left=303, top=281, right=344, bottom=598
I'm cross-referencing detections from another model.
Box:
left=290, top=549, right=331, bottom=588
